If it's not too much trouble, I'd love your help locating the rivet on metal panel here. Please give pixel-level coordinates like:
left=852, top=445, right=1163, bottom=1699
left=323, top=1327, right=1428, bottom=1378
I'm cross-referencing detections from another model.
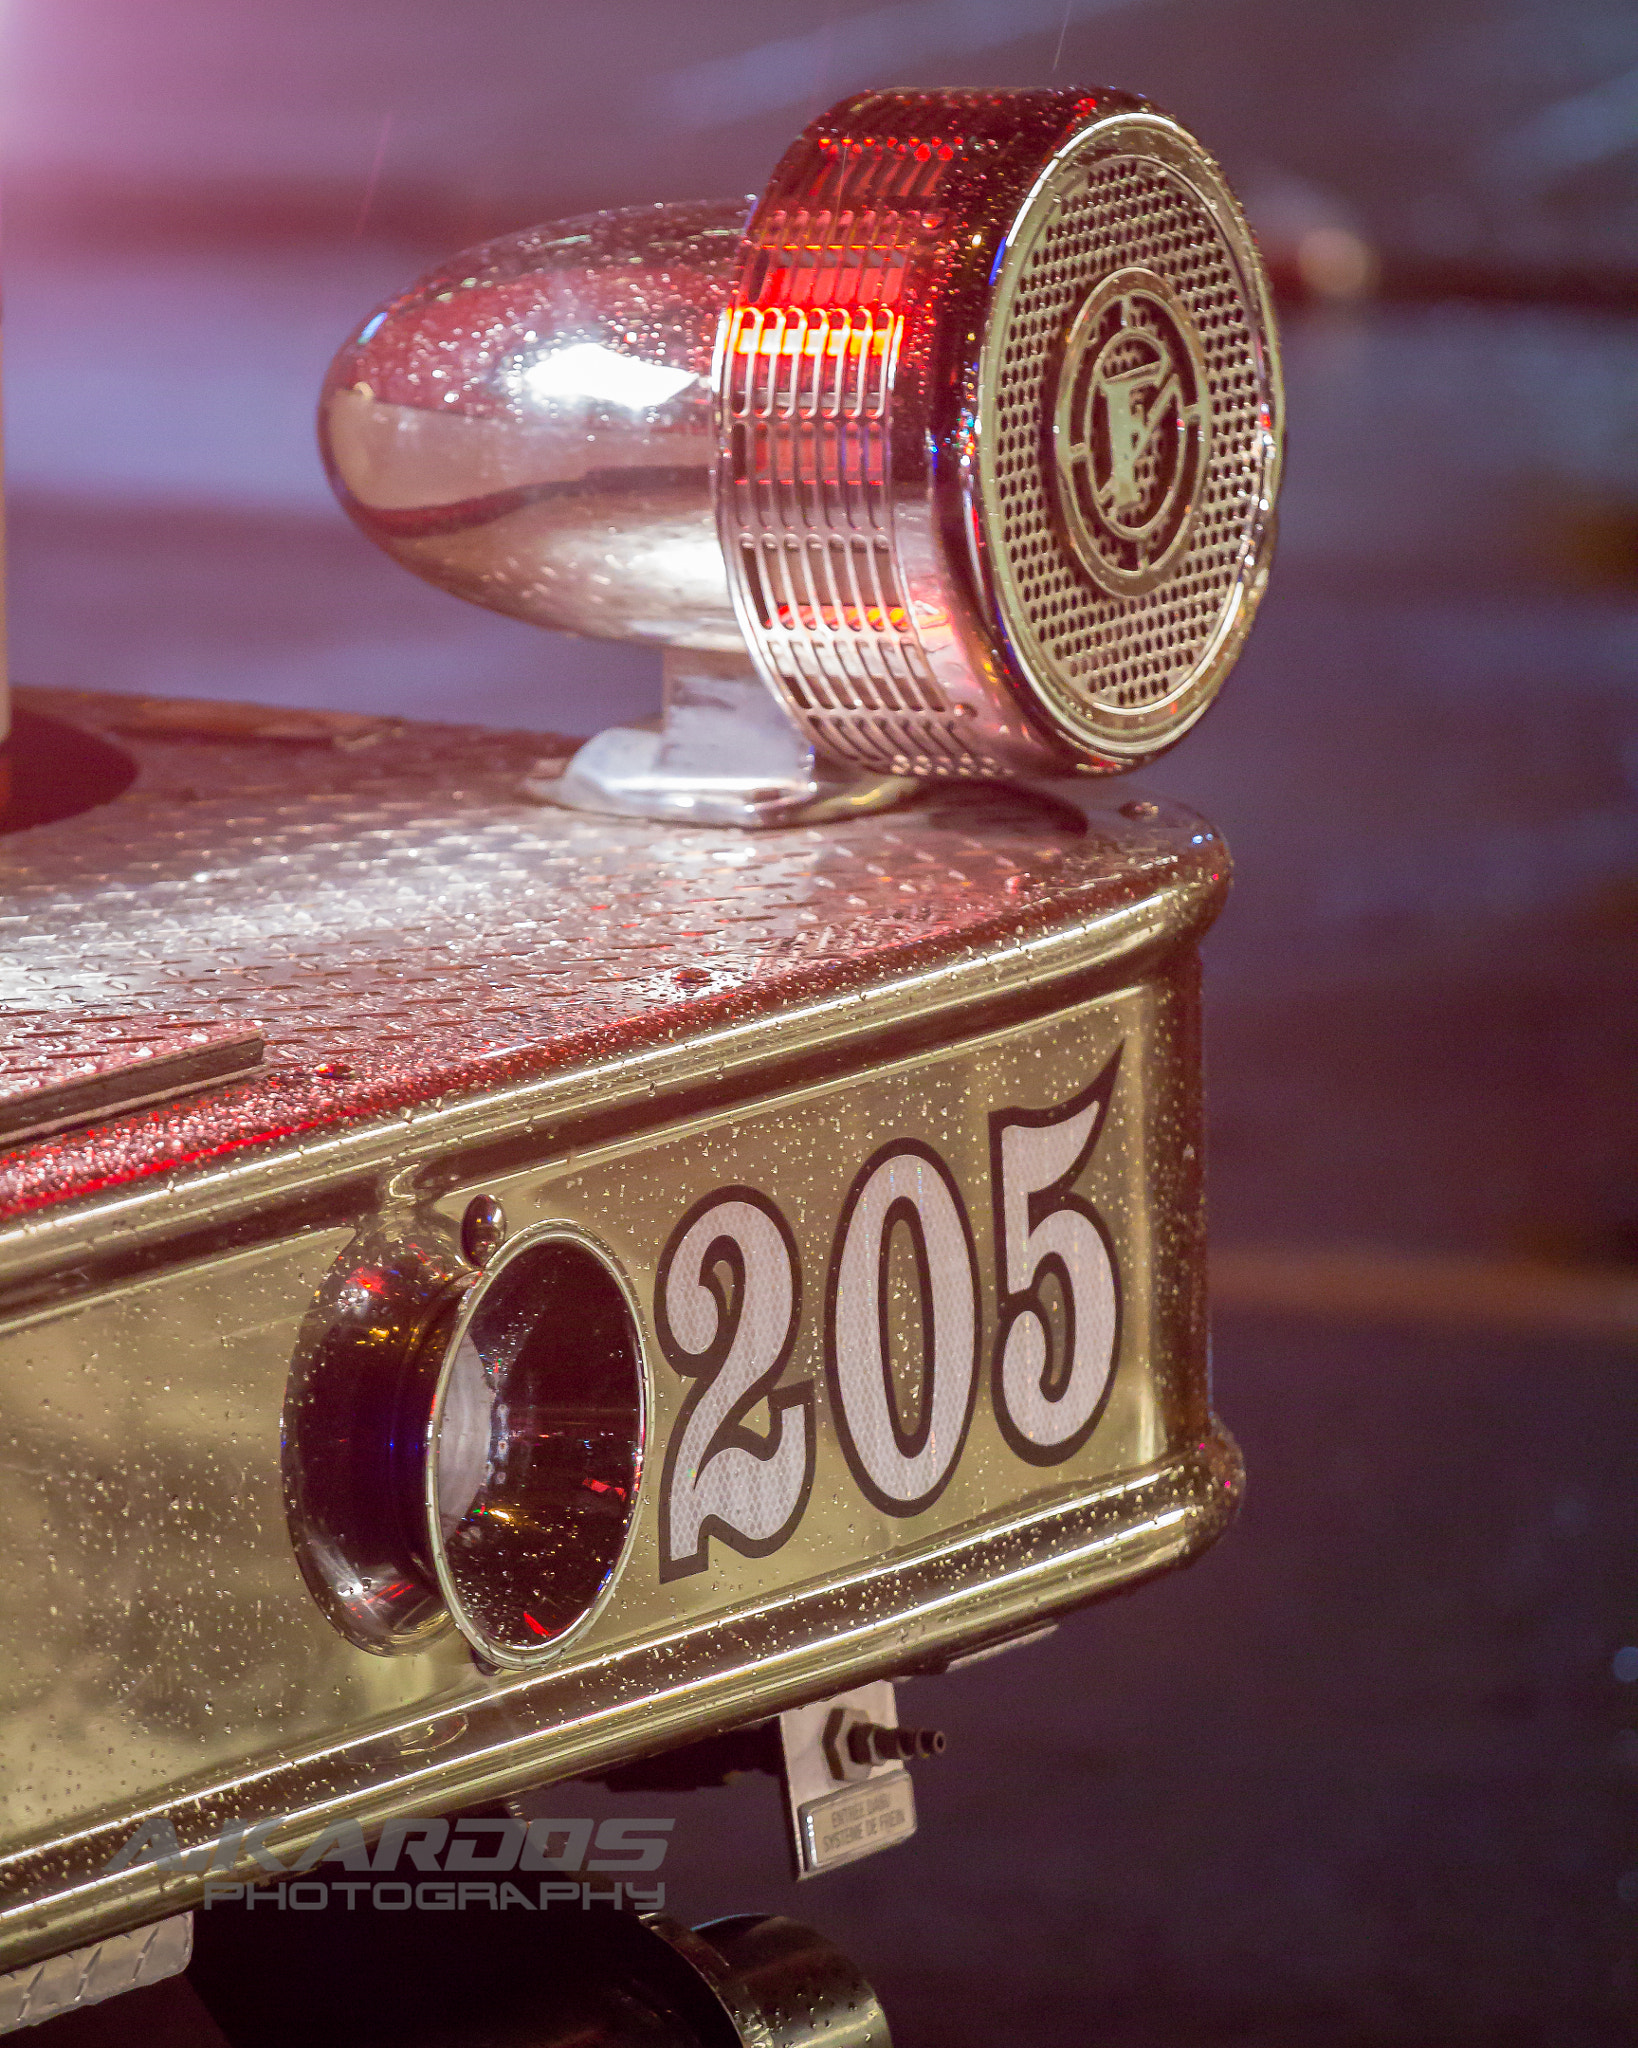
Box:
left=461, top=1195, right=508, bottom=1269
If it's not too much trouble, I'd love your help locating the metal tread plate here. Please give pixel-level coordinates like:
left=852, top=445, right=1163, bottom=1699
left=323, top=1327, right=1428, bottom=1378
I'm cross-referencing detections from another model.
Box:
left=0, top=688, right=1224, bottom=1245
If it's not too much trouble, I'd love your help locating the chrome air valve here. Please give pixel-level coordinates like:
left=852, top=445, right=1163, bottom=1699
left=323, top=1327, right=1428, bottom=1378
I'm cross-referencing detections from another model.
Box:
left=321, top=86, right=1282, bottom=823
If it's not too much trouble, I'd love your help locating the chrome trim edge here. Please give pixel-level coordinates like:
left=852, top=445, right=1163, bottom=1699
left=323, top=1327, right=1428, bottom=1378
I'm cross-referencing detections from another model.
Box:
left=0, top=1420, right=1240, bottom=1970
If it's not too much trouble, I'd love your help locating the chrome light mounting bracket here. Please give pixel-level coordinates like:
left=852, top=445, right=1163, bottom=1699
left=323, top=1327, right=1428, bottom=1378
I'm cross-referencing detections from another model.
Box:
left=531, top=647, right=919, bottom=829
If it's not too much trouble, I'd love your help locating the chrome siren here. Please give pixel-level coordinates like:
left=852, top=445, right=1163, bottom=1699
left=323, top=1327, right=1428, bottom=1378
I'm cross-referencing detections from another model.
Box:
left=322, top=88, right=1282, bottom=823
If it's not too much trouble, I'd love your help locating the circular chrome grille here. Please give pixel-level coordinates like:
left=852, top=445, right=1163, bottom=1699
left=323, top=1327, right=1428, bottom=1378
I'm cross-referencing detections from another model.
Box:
left=719, top=92, right=1282, bottom=780
left=978, top=125, right=1279, bottom=758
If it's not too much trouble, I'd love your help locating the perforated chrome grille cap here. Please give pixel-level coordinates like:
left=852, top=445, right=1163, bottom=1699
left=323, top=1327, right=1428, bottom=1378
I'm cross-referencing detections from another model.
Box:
left=718, top=90, right=1283, bottom=778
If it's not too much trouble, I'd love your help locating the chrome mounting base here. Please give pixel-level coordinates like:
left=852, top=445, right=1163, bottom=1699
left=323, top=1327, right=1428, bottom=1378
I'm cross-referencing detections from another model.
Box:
left=528, top=649, right=921, bottom=829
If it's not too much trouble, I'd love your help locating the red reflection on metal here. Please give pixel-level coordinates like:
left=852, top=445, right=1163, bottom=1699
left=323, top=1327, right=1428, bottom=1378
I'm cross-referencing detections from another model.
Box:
left=0, top=693, right=1219, bottom=1227
left=734, top=312, right=900, bottom=355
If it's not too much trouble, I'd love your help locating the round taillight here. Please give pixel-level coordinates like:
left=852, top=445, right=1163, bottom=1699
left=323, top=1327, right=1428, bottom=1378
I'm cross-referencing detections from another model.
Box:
left=426, top=1229, right=645, bottom=1665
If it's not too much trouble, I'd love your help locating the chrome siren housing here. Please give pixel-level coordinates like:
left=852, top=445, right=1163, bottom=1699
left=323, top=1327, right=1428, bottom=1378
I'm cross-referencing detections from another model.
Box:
left=322, top=87, right=1281, bottom=795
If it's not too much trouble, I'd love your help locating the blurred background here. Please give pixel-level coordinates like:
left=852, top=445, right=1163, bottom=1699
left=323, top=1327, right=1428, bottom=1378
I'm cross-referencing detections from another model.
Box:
left=4, top=2, right=1635, bottom=2041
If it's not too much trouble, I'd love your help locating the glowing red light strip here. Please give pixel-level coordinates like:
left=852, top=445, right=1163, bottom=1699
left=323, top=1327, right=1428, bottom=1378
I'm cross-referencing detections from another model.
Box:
left=734, top=312, right=901, bottom=358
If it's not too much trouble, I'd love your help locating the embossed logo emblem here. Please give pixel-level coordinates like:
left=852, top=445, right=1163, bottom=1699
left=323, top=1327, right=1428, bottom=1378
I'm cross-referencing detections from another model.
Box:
left=1052, top=267, right=1210, bottom=596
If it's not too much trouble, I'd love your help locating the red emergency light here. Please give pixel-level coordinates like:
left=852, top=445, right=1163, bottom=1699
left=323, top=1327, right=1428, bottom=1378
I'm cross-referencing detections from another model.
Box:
left=321, top=87, right=1282, bottom=820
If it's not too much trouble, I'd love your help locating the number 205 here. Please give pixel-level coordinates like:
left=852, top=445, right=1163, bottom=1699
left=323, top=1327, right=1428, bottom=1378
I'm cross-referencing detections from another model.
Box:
left=655, top=1049, right=1124, bottom=1580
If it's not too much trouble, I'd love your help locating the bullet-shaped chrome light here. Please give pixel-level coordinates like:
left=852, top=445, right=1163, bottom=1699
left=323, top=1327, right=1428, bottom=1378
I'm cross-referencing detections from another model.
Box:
left=322, top=88, right=1281, bottom=787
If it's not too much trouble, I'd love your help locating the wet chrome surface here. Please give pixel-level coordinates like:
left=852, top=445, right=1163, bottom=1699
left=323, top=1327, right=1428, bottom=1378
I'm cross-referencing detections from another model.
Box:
left=720, top=94, right=1280, bottom=780
left=320, top=91, right=1281, bottom=791
left=8, top=197, right=1632, bottom=2037
left=0, top=688, right=1223, bottom=1239
left=539, top=648, right=919, bottom=829
left=321, top=199, right=749, bottom=652
left=0, top=690, right=1231, bottom=1971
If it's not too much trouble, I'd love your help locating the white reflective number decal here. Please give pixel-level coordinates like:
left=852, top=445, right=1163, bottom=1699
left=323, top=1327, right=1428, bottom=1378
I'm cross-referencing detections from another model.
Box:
left=655, top=1052, right=1124, bottom=1571
left=990, top=1049, right=1122, bottom=1463
left=655, top=1189, right=814, bottom=1580
left=825, top=1143, right=980, bottom=1516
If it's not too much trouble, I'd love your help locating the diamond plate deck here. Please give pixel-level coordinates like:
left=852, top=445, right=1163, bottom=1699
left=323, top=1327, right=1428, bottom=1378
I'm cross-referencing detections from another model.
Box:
left=0, top=687, right=1225, bottom=1227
